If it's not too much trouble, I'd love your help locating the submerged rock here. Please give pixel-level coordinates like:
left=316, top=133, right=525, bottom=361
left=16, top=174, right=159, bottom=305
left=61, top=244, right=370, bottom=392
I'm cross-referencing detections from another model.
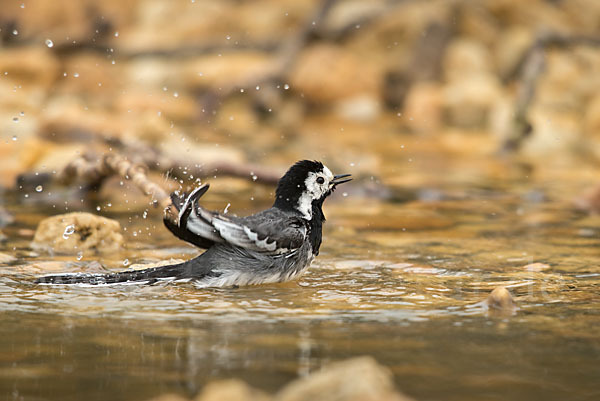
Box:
left=31, top=212, right=124, bottom=254
left=276, top=356, right=414, bottom=401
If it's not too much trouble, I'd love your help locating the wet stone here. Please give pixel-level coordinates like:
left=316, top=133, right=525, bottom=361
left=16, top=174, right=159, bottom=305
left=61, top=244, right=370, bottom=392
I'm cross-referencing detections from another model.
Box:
left=483, top=286, right=517, bottom=317
left=523, top=263, right=551, bottom=272
left=145, top=394, right=190, bottom=401
left=276, top=356, right=414, bottom=401
left=195, top=379, right=272, bottom=401
left=31, top=212, right=124, bottom=254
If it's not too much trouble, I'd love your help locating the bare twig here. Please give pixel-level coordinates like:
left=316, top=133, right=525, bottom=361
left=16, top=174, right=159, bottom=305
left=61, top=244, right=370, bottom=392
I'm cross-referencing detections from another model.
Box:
left=103, top=137, right=282, bottom=185
left=501, top=33, right=600, bottom=152
left=57, top=153, right=171, bottom=208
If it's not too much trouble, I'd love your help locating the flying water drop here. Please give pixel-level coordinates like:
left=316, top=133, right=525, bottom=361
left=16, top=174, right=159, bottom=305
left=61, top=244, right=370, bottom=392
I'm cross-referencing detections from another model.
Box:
left=63, top=224, right=75, bottom=239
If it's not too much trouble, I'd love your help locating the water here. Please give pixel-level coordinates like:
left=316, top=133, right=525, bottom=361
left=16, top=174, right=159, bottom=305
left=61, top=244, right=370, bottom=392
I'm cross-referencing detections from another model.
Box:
left=1, top=166, right=599, bottom=401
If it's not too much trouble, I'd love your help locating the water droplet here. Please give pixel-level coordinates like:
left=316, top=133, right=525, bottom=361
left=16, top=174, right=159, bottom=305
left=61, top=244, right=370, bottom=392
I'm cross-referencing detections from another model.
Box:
left=240, top=88, right=244, bottom=93
left=107, top=203, right=112, bottom=207
left=76, top=251, right=83, bottom=261
left=11, top=135, right=17, bottom=141
left=123, top=259, right=130, bottom=266
left=12, top=29, right=18, bottom=36
left=73, top=72, right=79, bottom=78
left=342, top=192, right=348, bottom=197
left=20, top=3, right=25, bottom=8
left=63, top=224, right=75, bottom=239
left=96, top=206, right=101, bottom=211
left=229, top=116, right=234, bottom=121
left=12, top=117, right=18, bottom=123
left=114, top=31, right=119, bottom=37
left=142, top=210, right=148, bottom=219
left=224, top=203, right=231, bottom=214
left=255, top=85, right=260, bottom=90
left=252, top=175, right=258, bottom=181
left=111, top=60, right=116, bottom=65
left=226, top=35, right=231, bottom=40
left=45, top=39, right=54, bottom=48
left=284, top=84, right=290, bottom=90
left=35, top=185, right=43, bottom=192
left=173, top=92, right=179, bottom=98
left=19, top=111, right=24, bottom=116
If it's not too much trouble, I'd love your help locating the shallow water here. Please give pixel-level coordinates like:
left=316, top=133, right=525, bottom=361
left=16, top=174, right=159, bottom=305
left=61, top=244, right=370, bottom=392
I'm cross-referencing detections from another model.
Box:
left=1, top=162, right=600, bottom=401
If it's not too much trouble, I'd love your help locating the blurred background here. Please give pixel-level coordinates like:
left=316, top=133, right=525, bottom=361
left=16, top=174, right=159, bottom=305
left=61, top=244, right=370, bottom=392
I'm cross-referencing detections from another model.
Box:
left=0, top=0, right=599, bottom=197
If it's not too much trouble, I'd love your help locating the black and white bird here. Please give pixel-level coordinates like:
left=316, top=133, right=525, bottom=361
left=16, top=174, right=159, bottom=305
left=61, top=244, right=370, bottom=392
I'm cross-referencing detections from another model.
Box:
left=36, top=160, right=351, bottom=288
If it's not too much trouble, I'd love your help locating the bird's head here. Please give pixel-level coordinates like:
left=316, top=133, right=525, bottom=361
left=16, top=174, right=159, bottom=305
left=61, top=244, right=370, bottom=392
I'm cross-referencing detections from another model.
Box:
left=273, top=160, right=352, bottom=219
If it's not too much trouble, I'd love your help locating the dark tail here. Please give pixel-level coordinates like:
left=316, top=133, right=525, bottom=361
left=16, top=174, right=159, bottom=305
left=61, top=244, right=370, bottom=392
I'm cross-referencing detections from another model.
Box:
left=35, top=260, right=199, bottom=285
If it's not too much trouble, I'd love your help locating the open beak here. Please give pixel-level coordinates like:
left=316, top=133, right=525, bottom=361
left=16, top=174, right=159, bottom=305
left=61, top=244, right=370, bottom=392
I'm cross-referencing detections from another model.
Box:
left=331, top=173, right=352, bottom=186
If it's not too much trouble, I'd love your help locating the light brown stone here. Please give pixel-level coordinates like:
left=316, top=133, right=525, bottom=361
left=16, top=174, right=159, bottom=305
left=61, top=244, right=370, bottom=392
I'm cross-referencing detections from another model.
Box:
left=31, top=212, right=124, bottom=254
left=289, top=44, right=381, bottom=103
left=484, top=286, right=517, bottom=317
left=144, top=394, right=190, bottom=401
left=195, top=379, right=272, bottom=401
left=275, top=357, right=414, bottom=401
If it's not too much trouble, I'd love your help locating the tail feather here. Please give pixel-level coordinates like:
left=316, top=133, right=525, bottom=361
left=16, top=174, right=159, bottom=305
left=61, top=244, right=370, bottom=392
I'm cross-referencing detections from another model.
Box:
left=35, top=260, right=198, bottom=285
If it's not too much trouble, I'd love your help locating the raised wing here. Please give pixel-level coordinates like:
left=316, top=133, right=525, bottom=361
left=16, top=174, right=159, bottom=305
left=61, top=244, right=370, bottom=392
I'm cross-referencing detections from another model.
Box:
left=163, top=185, right=216, bottom=249
left=166, top=184, right=308, bottom=255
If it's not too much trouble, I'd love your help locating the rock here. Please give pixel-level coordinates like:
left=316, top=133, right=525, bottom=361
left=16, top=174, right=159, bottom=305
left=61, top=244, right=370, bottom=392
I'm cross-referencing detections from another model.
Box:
left=584, top=93, right=600, bottom=136
left=181, top=52, right=276, bottom=91
left=443, top=39, right=493, bottom=82
left=0, top=252, right=16, bottom=264
left=289, top=44, right=381, bottom=103
left=483, top=286, right=517, bottom=317
left=443, top=74, right=502, bottom=128
left=523, top=263, right=550, bottom=272
left=0, top=47, right=60, bottom=90
left=145, top=394, right=190, bottom=401
left=275, top=356, right=414, bottom=401
left=403, top=82, right=443, bottom=133
left=334, top=95, right=381, bottom=122
left=195, top=379, right=272, bottom=401
left=31, top=212, right=124, bottom=254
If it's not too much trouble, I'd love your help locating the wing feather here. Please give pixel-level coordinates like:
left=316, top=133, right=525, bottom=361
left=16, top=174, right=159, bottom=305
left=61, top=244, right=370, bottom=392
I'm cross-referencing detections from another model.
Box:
left=167, top=184, right=308, bottom=255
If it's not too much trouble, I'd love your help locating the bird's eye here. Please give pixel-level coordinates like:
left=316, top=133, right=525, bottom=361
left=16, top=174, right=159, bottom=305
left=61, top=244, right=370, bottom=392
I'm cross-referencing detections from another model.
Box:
left=316, top=177, right=325, bottom=184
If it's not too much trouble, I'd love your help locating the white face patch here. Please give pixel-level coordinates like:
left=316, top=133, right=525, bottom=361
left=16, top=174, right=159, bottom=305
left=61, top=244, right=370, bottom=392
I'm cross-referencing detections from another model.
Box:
left=295, top=165, right=334, bottom=219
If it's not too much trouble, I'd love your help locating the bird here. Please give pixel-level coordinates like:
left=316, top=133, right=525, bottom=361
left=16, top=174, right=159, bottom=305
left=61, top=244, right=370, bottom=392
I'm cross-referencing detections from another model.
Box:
left=35, top=160, right=352, bottom=288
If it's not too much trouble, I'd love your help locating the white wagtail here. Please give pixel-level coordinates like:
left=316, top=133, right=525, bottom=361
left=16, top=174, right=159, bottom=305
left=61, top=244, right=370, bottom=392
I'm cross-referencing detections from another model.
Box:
left=36, top=160, right=351, bottom=287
